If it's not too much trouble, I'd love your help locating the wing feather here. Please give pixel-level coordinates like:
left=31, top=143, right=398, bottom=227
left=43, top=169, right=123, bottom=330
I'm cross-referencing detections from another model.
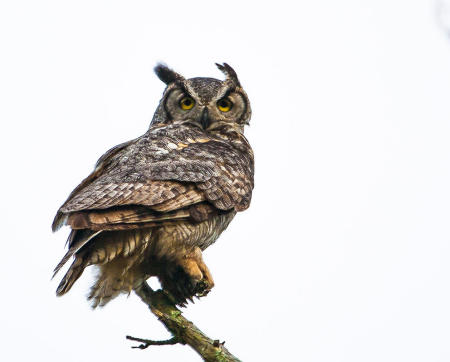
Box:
left=67, top=207, right=191, bottom=230
left=52, top=123, right=254, bottom=232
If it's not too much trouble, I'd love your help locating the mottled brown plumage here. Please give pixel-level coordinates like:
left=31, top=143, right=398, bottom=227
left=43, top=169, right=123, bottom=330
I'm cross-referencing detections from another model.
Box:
left=52, top=63, right=254, bottom=307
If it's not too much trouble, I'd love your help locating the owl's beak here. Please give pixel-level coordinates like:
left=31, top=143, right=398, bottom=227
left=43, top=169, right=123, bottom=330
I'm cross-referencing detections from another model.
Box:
left=200, top=108, right=210, bottom=130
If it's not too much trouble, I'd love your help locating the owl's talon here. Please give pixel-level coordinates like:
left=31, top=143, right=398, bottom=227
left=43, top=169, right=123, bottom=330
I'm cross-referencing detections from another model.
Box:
left=193, top=279, right=210, bottom=296
left=160, top=259, right=214, bottom=306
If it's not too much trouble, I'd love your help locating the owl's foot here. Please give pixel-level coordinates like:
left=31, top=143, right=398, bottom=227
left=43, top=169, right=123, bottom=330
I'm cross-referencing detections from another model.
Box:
left=161, top=248, right=214, bottom=306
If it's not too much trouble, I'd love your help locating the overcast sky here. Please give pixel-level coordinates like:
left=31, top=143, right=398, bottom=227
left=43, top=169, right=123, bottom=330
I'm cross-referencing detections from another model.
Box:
left=1, top=1, right=450, bottom=361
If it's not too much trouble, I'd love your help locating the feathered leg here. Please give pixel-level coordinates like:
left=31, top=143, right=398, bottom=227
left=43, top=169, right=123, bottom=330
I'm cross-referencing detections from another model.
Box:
left=158, top=247, right=214, bottom=305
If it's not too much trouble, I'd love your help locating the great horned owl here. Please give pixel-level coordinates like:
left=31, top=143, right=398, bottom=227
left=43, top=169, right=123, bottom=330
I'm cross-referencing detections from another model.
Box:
left=52, top=63, right=254, bottom=307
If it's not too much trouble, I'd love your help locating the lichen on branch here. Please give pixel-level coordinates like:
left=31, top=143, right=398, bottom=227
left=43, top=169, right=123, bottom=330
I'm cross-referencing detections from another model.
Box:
left=127, top=282, right=241, bottom=362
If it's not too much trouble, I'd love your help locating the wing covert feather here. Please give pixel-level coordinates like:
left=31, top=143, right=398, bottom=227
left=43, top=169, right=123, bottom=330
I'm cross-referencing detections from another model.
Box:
left=53, top=123, right=254, bottom=231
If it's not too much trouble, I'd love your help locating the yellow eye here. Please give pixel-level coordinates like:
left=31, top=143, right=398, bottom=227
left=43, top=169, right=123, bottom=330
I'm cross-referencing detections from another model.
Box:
left=217, top=98, right=233, bottom=112
left=180, top=96, right=195, bottom=110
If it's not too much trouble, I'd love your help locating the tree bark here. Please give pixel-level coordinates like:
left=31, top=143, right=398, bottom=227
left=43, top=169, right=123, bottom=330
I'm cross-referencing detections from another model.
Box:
left=126, top=282, right=241, bottom=361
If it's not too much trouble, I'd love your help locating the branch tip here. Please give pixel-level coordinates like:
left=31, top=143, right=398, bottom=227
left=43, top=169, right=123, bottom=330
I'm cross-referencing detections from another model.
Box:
left=126, top=335, right=180, bottom=349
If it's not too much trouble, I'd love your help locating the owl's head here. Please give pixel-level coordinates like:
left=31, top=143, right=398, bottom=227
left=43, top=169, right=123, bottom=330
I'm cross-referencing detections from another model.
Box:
left=151, top=63, right=251, bottom=132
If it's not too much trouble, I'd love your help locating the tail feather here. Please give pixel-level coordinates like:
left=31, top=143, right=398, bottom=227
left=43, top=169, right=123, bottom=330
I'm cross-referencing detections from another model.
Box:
left=53, top=230, right=101, bottom=278
left=54, top=228, right=152, bottom=306
left=56, top=257, right=87, bottom=296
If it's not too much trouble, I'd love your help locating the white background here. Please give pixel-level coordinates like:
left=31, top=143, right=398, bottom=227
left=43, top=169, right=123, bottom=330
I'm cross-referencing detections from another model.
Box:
left=1, top=1, right=450, bottom=361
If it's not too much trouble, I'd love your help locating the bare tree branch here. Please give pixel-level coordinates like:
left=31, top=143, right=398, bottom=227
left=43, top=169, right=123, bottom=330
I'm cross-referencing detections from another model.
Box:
left=128, top=282, right=241, bottom=361
left=126, top=335, right=180, bottom=349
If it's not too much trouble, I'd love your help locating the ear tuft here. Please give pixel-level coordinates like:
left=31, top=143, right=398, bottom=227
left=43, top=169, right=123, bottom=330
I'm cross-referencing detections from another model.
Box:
left=215, top=62, right=241, bottom=87
left=154, top=63, right=184, bottom=85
